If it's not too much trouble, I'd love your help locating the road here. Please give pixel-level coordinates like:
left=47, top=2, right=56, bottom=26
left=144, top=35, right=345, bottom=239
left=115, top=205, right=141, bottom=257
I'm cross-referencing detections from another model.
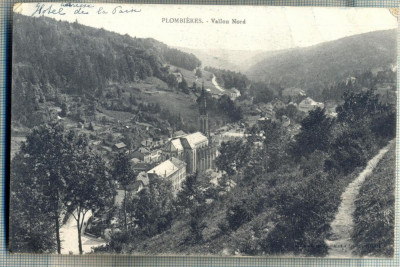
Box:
left=211, top=74, right=225, bottom=92
left=60, top=210, right=106, bottom=254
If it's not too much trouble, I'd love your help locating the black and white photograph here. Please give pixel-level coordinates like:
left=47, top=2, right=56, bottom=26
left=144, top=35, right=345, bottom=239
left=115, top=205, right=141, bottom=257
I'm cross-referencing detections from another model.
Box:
left=9, top=3, right=397, bottom=258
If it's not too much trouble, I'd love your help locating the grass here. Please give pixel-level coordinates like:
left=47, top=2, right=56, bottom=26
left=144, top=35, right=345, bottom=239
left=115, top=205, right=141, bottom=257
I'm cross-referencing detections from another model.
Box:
left=352, top=142, right=395, bottom=257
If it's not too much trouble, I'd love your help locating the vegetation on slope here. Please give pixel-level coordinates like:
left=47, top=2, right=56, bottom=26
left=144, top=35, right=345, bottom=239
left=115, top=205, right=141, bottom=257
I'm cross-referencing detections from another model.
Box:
left=12, top=14, right=200, bottom=127
left=352, top=144, right=395, bottom=257
left=94, top=88, right=395, bottom=256
left=246, top=29, right=396, bottom=97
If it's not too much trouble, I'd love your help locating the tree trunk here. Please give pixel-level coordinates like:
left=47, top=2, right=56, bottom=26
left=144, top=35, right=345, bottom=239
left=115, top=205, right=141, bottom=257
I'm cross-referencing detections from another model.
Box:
left=55, top=210, right=61, bottom=254
left=123, top=190, right=127, bottom=231
left=76, top=211, right=83, bottom=255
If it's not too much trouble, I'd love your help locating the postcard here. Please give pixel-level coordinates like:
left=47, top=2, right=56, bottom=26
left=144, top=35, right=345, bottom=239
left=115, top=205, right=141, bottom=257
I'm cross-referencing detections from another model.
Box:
left=9, top=3, right=397, bottom=258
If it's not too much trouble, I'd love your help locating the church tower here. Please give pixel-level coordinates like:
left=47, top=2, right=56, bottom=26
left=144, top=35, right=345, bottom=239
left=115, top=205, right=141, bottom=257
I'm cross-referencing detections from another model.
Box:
left=199, top=82, right=209, bottom=137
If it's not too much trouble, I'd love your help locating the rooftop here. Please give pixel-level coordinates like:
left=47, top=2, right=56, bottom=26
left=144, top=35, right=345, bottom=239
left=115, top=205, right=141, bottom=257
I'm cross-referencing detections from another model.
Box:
left=114, top=142, right=126, bottom=149
left=170, top=139, right=184, bottom=151
left=147, top=157, right=186, bottom=178
left=181, top=132, right=208, bottom=149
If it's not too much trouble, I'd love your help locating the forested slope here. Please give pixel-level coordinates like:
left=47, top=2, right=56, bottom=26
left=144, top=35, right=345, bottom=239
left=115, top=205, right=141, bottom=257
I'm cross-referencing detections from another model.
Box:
left=12, top=14, right=200, bottom=126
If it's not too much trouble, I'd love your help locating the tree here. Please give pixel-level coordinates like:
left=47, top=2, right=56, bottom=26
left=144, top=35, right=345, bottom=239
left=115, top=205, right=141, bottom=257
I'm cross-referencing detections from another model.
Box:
left=188, top=205, right=207, bottom=243
left=179, top=77, right=189, bottom=94
left=336, top=90, right=382, bottom=123
left=11, top=122, right=73, bottom=254
left=195, top=68, right=202, bottom=78
left=215, top=139, right=251, bottom=175
left=10, top=153, right=57, bottom=253
left=131, top=178, right=174, bottom=237
left=60, top=102, right=68, bottom=117
left=64, top=145, right=115, bottom=255
left=166, top=74, right=178, bottom=89
left=291, top=107, right=333, bottom=159
left=111, top=152, right=136, bottom=231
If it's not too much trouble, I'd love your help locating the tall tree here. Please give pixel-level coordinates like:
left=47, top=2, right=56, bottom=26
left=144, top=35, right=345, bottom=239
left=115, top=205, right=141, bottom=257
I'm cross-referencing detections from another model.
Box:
left=111, top=152, right=136, bottom=231
left=291, top=107, right=333, bottom=159
left=64, top=143, right=115, bottom=255
left=215, top=139, right=251, bottom=175
left=11, top=122, right=74, bottom=253
left=10, top=153, right=57, bottom=253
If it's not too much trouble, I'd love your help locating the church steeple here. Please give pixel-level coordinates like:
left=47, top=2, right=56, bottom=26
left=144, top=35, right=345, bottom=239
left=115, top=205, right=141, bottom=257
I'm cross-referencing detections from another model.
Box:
left=199, top=82, right=207, bottom=116
left=199, top=81, right=209, bottom=137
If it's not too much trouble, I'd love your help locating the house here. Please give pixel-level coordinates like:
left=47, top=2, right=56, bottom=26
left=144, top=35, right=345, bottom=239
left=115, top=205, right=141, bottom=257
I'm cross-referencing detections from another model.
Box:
left=129, top=172, right=149, bottom=193
left=140, top=138, right=153, bottom=147
left=225, top=88, right=241, bottom=100
left=113, top=142, right=127, bottom=152
left=135, top=122, right=154, bottom=131
left=172, top=72, right=183, bottom=83
left=114, top=172, right=150, bottom=207
left=131, top=162, right=153, bottom=172
left=345, top=77, right=357, bottom=86
left=147, top=157, right=187, bottom=195
left=131, top=147, right=161, bottom=163
left=246, top=115, right=261, bottom=128
left=298, top=97, right=324, bottom=113
left=271, top=98, right=286, bottom=110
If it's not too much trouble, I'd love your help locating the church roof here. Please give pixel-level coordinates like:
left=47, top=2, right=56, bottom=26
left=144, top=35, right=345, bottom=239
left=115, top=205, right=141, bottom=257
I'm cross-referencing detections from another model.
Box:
left=180, top=132, right=208, bottom=149
left=164, top=139, right=184, bottom=152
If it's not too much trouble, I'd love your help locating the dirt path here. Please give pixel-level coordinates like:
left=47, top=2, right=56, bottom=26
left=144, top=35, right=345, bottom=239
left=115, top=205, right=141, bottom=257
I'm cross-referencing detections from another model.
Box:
left=325, top=141, right=393, bottom=258
left=211, top=74, right=225, bottom=92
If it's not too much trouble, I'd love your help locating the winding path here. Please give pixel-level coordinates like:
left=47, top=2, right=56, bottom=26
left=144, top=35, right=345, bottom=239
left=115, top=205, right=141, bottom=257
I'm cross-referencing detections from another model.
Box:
left=211, top=74, right=225, bottom=92
left=60, top=210, right=106, bottom=254
left=325, top=141, right=393, bottom=258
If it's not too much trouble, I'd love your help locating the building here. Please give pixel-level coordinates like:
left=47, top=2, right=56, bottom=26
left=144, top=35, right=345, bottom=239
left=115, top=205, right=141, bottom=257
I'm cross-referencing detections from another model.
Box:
left=162, top=86, right=217, bottom=174
left=199, top=82, right=210, bottom=137
left=147, top=157, right=187, bottom=195
left=172, top=72, right=183, bottom=83
left=271, top=98, right=286, bottom=110
left=225, top=88, right=241, bottom=101
left=162, top=138, right=184, bottom=161
left=162, top=132, right=217, bottom=174
left=298, top=97, right=324, bottom=113
left=114, top=172, right=149, bottom=207
left=131, top=147, right=162, bottom=163
left=113, top=142, right=127, bottom=152
left=180, top=132, right=216, bottom=174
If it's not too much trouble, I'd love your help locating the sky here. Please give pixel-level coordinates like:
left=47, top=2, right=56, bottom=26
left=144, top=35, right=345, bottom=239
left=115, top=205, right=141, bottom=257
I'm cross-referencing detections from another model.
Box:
left=14, top=3, right=398, bottom=51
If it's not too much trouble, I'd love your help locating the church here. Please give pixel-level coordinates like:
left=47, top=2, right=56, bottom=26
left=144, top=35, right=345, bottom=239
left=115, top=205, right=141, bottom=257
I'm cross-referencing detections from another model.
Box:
left=162, top=83, right=217, bottom=174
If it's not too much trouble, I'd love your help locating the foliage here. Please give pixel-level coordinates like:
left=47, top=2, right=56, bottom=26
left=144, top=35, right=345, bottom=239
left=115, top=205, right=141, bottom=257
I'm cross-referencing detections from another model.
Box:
left=215, top=139, right=251, bottom=175
left=250, top=82, right=276, bottom=104
left=290, top=107, right=333, bottom=159
left=204, top=67, right=250, bottom=95
left=12, top=14, right=201, bottom=126
left=64, top=144, right=115, bottom=254
left=130, top=178, right=175, bottom=237
left=352, top=145, right=395, bottom=257
left=10, top=121, right=116, bottom=254
left=9, top=153, right=57, bottom=253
